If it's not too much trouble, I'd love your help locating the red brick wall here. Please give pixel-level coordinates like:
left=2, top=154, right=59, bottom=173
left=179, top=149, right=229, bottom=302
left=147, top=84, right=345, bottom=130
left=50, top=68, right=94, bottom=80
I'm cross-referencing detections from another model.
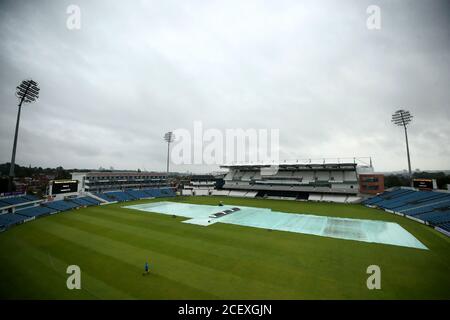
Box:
left=359, top=174, right=385, bottom=194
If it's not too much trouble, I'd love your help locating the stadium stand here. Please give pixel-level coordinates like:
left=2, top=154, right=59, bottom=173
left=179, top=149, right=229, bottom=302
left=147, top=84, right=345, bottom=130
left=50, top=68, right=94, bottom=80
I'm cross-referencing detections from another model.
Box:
left=182, top=189, right=193, bottom=196
left=72, top=171, right=169, bottom=193
left=94, top=192, right=116, bottom=202
left=93, top=188, right=175, bottom=203
left=16, top=206, right=57, bottom=218
left=70, top=196, right=101, bottom=207
left=211, top=190, right=230, bottom=196
left=104, top=191, right=137, bottom=202
left=308, top=194, right=322, bottom=201
left=126, top=189, right=151, bottom=199
left=322, top=194, right=347, bottom=203
left=194, top=189, right=209, bottom=196
left=181, top=175, right=218, bottom=197
left=0, top=195, right=40, bottom=208
left=229, top=190, right=249, bottom=197
left=346, top=196, right=361, bottom=204
left=243, top=191, right=258, bottom=198
left=436, top=222, right=450, bottom=234
left=0, top=188, right=175, bottom=232
left=0, top=213, right=26, bottom=229
left=160, top=187, right=176, bottom=197
left=363, top=188, right=450, bottom=235
left=144, top=188, right=161, bottom=197
left=219, top=162, right=363, bottom=202
left=43, top=200, right=79, bottom=211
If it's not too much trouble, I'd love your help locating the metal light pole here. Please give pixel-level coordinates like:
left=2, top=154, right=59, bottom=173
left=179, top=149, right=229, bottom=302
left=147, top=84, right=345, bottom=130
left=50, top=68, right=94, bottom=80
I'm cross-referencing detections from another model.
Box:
left=391, top=109, right=413, bottom=187
left=8, top=79, right=40, bottom=192
left=164, top=131, right=175, bottom=174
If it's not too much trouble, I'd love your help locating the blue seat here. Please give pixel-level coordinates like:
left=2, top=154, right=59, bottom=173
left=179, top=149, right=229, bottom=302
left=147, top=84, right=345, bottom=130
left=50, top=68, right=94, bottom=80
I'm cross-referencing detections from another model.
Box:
left=437, top=222, right=450, bottom=232
left=0, top=213, right=26, bottom=228
left=17, top=206, right=56, bottom=218
left=43, top=200, right=79, bottom=212
left=104, top=191, right=132, bottom=202
left=70, top=197, right=99, bottom=206
left=126, top=190, right=150, bottom=199
left=363, top=188, right=415, bottom=206
left=94, top=193, right=115, bottom=202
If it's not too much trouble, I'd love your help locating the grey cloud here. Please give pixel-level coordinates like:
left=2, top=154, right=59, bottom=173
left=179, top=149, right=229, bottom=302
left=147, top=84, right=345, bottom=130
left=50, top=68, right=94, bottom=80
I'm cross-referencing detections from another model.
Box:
left=0, top=0, right=449, bottom=172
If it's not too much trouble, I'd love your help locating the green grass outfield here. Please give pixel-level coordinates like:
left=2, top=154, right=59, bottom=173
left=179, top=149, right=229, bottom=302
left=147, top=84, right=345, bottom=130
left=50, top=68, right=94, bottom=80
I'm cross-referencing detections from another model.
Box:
left=1, top=196, right=449, bottom=299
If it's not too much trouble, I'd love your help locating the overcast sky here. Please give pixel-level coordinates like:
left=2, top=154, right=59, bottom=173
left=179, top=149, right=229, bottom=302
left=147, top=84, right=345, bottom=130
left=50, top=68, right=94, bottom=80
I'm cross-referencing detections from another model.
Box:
left=0, top=0, right=449, bottom=173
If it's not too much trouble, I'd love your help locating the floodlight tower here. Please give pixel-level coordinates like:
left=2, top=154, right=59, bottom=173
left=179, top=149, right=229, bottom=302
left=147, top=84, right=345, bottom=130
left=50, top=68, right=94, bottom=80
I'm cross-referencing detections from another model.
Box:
left=164, top=131, right=175, bottom=174
left=391, top=109, right=413, bottom=186
left=8, top=79, right=40, bottom=192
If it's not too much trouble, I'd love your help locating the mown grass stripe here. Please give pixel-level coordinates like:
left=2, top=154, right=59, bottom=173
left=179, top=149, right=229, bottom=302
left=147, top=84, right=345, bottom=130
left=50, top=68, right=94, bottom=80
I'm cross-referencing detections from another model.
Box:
left=59, top=213, right=355, bottom=292
left=57, top=211, right=367, bottom=294
left=16, top=226, right=215, bottom=299
left=33, top=218, right=305, bottom=299
left=1, top=196, right=449, bottom=299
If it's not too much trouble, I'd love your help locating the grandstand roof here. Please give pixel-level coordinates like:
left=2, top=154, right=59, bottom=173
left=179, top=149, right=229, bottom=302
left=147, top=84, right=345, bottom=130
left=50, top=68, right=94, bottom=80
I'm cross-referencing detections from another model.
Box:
left=73, top=171, right=167, bottom=177
left=220, top=162, right=358, bottom=170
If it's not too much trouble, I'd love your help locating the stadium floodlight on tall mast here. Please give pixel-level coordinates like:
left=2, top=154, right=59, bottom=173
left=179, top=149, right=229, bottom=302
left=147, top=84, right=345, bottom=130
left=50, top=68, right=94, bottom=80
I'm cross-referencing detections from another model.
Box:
left=8, top=79, right=40, bottom=192
left=164, top=131, right=175, bottom=175
left=391, top=109, right=413, bottom=187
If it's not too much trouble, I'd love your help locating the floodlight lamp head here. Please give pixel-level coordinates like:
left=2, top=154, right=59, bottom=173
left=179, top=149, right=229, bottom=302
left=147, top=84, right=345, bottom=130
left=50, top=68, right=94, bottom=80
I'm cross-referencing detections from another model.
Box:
left=164, top=131, right=175, bottom=143
left=391, top=109, right=413, bottom=127
left=15, top=79, right=40, bottom=104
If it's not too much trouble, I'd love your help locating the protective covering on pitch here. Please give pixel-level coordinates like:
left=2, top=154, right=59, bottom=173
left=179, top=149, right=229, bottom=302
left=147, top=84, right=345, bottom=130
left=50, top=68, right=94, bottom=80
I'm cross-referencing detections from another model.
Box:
left=124, top=202, right=427, bottom=250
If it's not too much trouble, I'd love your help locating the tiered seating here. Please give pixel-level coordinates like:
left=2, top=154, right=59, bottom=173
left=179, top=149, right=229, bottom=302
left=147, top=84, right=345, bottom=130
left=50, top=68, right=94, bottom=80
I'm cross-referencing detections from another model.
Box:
left=346, top=196, right=361, bottom=203
left=126, top=189, right=150, bottom=199
left=104, top=191, right=136, bottom=202
left=437, top=222, right=450, bottom=233
left=182, top=189, right=193, bottom=196
left=228, top=190, right=248, bottom=197
left=70, top=197, right=100, bottom=206
left=243, top=191, right=258, bottom=198
left=92, top=188, right=175, bottom=202
left=1, top=188, right=175, bottom=232
left=415, top=210, right=450, bottom=225
left=43, top=200, right=79, bottom=211
left=23, top=195, right=39, bottom=201
left=362, top=188, right=415, bottom=206
left=0, top=200, right=10, bottom=207
left=12, top=203, right=36, bottom=210
left=403, top=199, right=450, bottom=216
left=94, top=193, right=115, bottom=202
left=0, top=213, right=26, bottom=228
left=377, top=191, right=445, bottom=210
left=160, top=188, right=175, bottom=197
left=308, top=194, right=322, bottom=201
left=85, top=197, right=101, bottom=205
left=16, top=206, right=56, bottom=218
left=194, top=189, right=209, bottom=196
left=0, top=195, right=39, bottom=207
left=241, top=171, right=256, bottom=181
left=143, top=188, right=161, bottom=197
left=363, top=188, right=450, bottom=227
left=322, top=194, right=347, bottom=203
left=394, top=193, right=449, bottom=212
left=211, top=190, right=230, bottom=196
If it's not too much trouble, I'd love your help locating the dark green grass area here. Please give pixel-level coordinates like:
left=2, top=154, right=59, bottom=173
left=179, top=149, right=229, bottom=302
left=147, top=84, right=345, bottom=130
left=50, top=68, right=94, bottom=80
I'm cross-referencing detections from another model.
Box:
left=0, top=196, right=449, bottom=299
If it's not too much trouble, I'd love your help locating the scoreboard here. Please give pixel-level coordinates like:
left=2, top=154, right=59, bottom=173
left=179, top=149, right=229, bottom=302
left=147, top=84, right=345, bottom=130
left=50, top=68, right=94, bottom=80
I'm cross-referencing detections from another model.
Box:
left=51, top=180, right=78, bottom=194
left=413, top=179, right=435, bottom=190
